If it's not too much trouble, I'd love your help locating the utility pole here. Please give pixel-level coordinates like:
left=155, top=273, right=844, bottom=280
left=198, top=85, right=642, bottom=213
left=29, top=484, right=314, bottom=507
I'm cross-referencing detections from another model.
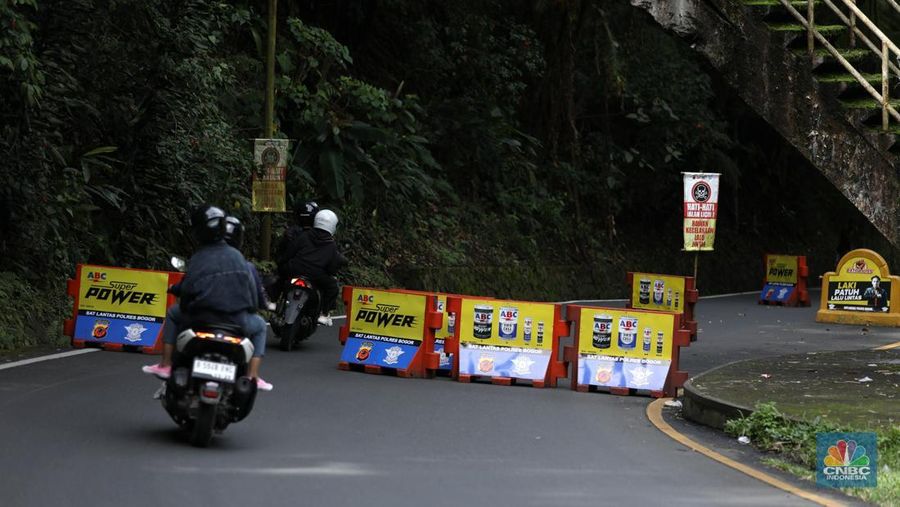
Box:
left=260, top=0, right=278, bottom=261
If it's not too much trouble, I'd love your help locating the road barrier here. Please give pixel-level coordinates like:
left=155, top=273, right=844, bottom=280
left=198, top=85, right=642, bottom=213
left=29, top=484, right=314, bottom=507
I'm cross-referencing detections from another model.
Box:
left=64, top=264, right=183, bottom=354
left=816, top=249, right=900, bottom=327
left=441, top=296, right=570, bottom=388
left=626, top=272, right=698, bottom=341
left=338, top=286, right=442, bottom=377
left=563, top=305, right=691, bottom=397
left=758, top=254, right=810, bottom=307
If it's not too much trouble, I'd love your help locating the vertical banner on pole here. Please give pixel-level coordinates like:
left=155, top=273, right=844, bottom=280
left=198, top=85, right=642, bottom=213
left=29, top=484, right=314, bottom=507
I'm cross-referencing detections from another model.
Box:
left=252, top=138, right=288, bottom=212
left=682, top=172, right=720, bottom=251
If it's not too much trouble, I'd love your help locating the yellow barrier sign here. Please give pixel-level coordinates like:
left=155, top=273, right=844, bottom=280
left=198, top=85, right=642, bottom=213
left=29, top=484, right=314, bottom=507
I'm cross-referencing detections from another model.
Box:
left=348, top=289, right=426, bottom=342
left=766, top=255, right=799, bottom=285
left=817, top=249, right=900, bottom=327
left=577, top=308, right=674, bottom=360
left=630, top=273, right=686, bottom=314
left=459, top=298, right=555, bottom=351
left=79, top=267, right=168, bottom=319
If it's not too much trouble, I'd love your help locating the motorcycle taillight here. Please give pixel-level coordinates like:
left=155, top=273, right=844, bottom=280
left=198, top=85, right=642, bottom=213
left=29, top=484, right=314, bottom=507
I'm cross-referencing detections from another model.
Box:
left=290, top=278, right=307, bottom=287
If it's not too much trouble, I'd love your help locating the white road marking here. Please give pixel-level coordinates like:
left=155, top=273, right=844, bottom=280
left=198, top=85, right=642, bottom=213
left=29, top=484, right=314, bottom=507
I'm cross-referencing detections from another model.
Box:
left=0, top=348, right=99, bottom=371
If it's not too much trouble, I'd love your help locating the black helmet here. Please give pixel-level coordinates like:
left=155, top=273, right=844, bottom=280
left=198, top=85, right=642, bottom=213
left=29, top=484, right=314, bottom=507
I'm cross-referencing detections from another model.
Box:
left=295, top=200, right=319, bottom=229
left=224, top=216, right=244, bottom=250
left=190, top=205, right=226, bottom=245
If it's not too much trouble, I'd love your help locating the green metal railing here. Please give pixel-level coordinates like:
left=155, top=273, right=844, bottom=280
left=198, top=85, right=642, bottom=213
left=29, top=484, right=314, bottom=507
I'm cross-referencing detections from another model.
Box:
left=781, top=0, right=900, bottom=129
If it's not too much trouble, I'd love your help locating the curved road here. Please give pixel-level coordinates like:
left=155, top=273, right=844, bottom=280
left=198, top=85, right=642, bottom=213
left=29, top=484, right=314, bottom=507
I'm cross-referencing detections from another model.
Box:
left=1, top=293, right=897, bottom=506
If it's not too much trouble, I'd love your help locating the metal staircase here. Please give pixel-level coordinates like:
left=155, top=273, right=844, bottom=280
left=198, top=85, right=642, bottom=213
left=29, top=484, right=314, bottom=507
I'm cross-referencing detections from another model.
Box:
left=631, top=0, right=900, bottom=246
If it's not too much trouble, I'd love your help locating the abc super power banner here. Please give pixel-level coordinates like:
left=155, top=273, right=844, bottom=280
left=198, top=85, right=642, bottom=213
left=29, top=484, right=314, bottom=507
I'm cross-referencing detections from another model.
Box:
left=683, top=172, right=720, bottom=251
left=341, top=288, right=427, bottom=370
left=73, top=265, right=170, bottom=347
left=458, top=298, right=555, bottom=381
left=576, top=308, right=675, bottom=391
left=252, top=138, right=288, bottom=212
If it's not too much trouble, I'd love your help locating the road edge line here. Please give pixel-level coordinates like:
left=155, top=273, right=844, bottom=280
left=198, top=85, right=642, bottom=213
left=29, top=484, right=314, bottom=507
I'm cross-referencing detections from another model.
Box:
left=0, top=348, right=99, bottom=371
left=646, top=398, right=845, bottom=507
left=873, top=340, right=900, bottom=350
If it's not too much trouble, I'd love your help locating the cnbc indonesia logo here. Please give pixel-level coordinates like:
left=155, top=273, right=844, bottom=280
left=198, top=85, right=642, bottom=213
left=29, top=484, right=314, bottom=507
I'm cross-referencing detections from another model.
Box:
left=818, top=434, right=877, bottom=488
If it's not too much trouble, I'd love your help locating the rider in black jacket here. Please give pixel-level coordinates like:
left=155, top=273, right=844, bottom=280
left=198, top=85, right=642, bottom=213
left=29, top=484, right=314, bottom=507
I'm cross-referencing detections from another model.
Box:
left=142, top=205, right=273, bottom=391
left=279, top=209, right=347, bottom=326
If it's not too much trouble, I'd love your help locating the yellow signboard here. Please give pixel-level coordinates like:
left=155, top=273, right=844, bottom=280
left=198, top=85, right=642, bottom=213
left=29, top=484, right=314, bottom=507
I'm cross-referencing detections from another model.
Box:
left=766, top=255, right=799, bottom=285
left=631, top=273, right=686, bottom=314
left=78, top=266, right=169, bottom=319
left=252, top=138, right=288, bottom=212
left=458, top=298, right=555, bottom=351
left=349, top=288, right=426, bottom=342
left=817, top=249, right=900, bottom=326
left=577, top=308, right=675, bottom=360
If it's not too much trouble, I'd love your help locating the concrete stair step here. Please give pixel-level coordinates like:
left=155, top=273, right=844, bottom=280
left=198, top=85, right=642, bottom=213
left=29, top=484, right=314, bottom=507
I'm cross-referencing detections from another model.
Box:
left=767, top=23, right=846, bottom=35
left=839, top=97, right=900, bottom=109
left=816, top=72, right=883, bottom=83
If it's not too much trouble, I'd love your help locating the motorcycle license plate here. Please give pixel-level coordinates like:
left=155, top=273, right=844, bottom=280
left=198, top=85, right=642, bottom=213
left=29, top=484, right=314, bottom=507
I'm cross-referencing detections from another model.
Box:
left=192, top=359, right=236, bottom=383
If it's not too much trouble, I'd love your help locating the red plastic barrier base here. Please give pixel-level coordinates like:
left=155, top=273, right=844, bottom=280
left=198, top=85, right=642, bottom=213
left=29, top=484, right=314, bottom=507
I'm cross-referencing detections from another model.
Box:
left=458, top=374, right=547, bottom=388
left=72, top=340, right=158, bottom=354
left=575, top=384, right=665, bottom=398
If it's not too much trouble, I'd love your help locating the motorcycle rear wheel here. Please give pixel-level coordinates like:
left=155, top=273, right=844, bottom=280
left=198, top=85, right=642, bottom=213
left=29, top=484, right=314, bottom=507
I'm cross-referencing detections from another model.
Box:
left=190, top=403, right=216, bottom=447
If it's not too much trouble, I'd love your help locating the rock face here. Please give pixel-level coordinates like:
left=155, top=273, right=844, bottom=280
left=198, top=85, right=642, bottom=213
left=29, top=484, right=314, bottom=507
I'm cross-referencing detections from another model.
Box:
left=631, top=0, right=900, bottom=247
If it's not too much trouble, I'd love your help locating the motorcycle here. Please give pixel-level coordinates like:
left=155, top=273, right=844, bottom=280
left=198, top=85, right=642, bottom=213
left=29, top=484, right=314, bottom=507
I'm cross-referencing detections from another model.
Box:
left=270, top=276, right=322, bottom=351
left=154, top=257, right=258, bottom=447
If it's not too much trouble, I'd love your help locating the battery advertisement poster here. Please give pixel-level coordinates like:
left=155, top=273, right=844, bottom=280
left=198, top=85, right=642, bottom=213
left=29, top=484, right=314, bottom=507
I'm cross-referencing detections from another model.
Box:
left=630, top=273, right=686, bottom=314
left=826, top=257, right=892, bottom=313
left=73, top=265, right=170, bottom=347
left=252, top=138, right=288, bottom=212
left=457, top=298, right=556, bottom=381
left=341, top=289, right=427, bottom=369
left=576, top=308, right=675, bottom=391
left=682, top=172, right=720, bottom=251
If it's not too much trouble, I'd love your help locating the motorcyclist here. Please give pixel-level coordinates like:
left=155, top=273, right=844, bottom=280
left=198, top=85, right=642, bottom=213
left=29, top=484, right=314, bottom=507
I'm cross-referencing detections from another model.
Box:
left=271, top=200, right=318, bottom=299
left=225, top=216, right=275, bottom=312
left=142, top=205, right=273, bottom=391
left=280, top=209, right=347, bottom=326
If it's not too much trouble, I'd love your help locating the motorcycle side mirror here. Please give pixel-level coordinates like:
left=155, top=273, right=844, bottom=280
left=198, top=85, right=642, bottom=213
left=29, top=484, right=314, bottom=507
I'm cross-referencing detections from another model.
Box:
left=170, top=256, right=186, bottom=272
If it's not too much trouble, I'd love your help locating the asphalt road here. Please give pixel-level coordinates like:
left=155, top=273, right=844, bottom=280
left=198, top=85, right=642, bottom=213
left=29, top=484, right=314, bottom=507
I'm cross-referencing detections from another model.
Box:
left=1, top=293, right=897, bottom=507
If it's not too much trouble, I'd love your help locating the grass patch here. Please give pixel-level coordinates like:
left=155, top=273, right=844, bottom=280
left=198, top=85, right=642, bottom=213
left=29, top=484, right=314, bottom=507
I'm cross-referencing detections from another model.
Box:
left=726, top=403, right=900, bottom=506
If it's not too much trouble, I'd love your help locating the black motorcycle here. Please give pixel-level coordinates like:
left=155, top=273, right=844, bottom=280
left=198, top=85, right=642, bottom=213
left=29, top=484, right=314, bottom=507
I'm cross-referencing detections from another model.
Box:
left=160, top=324, right=258, bottom=447
left=153, top=256, right=258, bottom=447
left=271, top=276, right=321, bottom=351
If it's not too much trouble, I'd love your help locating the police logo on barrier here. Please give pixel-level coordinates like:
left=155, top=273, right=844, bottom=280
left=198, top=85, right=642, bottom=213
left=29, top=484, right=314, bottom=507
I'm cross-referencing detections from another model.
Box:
left=123, top=322, right=147, bottom=343
left=383, top=346, right=405, bottom=365
left=511, top=355, right=534, bottom=376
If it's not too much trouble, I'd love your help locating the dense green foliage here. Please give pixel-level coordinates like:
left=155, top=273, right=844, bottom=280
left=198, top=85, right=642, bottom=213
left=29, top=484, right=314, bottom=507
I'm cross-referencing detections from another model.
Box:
left=0, top=0, right=896, bottom=349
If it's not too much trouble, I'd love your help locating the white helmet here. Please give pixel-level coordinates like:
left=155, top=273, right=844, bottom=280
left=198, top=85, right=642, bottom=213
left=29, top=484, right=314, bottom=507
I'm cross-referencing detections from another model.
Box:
left=313, top=209, right=338, bottom=235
